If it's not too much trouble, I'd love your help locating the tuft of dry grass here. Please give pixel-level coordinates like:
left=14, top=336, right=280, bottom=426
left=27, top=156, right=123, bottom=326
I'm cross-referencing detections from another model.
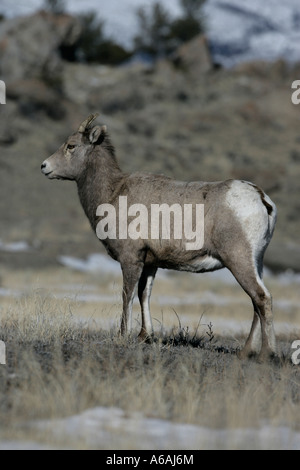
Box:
left=0, top=291, right=300, bottom=448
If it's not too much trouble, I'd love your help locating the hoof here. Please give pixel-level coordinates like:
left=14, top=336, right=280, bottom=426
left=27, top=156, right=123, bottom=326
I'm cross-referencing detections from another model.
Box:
left=236, top=349, right=258, bottom=360
left=137, top=329, right=154, bottom=344
left=257, top=351, right=280, bottom=364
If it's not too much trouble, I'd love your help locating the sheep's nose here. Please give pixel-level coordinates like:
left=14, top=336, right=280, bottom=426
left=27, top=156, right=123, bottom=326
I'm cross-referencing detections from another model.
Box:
left=41, top=161, right=50, bottom=175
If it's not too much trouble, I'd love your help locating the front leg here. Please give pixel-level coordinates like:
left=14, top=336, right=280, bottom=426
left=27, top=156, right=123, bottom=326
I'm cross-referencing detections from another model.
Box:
left=120, top=261, right=144, bottom=335
left=138, top=265, right=157, bottom=341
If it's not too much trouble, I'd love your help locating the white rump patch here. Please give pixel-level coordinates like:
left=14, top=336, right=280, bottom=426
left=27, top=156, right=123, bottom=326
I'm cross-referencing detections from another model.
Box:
left=225, top=180, right=274, bottom=277
left=225, top=180, right=270, bottom=247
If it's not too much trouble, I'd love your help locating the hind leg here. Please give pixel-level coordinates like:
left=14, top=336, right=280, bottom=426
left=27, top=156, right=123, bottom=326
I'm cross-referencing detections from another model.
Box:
left=227, top=261, right=276, bottom=361
left=238, top=304, right=261, bottom=359
left=254, top=283, right=277, bottom=361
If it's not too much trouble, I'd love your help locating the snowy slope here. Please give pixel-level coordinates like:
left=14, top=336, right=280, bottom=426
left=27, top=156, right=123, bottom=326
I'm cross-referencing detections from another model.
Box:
left=203, top=0, right=300, bottom=66
left=1, top=0, right=299, bottom=66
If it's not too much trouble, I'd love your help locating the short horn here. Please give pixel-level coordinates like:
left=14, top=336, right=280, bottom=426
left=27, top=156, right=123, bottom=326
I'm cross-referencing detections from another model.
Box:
left=78, top=113, right=99, bottom=133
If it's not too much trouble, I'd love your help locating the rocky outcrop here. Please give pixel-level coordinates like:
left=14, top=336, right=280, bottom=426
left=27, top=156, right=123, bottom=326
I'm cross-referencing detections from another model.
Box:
left=172, top=35, right=213, bottom=77
left=0, top=11, right=81, bottom=82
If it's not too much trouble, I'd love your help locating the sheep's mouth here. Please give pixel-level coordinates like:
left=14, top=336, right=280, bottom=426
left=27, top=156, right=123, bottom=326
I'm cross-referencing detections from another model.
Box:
left=45, top=172, right=64, bottom=180
left=46, top=173, right=73, bottom=181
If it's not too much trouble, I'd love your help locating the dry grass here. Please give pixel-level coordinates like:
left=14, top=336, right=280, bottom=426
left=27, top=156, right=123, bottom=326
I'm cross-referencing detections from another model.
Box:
left=1, top=289, right=300, bottom=449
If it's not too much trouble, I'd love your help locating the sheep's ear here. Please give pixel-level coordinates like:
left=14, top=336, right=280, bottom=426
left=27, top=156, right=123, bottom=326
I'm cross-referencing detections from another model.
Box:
left=89, top=125, right=106, bottom=144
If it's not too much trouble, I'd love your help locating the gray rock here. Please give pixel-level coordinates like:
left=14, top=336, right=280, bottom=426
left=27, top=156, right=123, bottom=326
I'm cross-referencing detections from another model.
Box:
left=172, top=34, right=213, bottom=77
left=0, top=11, right=81, bottom=82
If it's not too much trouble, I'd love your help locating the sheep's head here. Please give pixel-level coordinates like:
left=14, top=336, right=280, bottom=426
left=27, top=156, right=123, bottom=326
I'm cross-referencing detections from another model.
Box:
left=41, top=113, right=107, bottom=181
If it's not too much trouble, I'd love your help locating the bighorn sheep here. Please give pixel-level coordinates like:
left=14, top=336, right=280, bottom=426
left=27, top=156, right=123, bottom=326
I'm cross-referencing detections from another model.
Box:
left=41, top=114, right=277, bottom=361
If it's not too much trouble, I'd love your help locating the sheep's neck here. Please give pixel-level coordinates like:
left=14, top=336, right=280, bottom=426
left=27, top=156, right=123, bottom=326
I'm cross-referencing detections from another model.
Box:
left=77, top=151, right=125, bottom=232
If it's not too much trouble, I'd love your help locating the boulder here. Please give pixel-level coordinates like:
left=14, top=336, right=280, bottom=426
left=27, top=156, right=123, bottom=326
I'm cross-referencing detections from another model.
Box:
left=172, top=34, right=213, bottom=77
left=0, top=11, right=81, bottom=82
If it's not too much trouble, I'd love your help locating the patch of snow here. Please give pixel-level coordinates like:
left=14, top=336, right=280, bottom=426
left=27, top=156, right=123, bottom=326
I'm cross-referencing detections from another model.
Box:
left=27, top=406, right=300, bottom=450
left=0, top=287, right=22, bottom=298
left=58, top=254, right=121, bottom=275
left=276, top=270, right=300, bottom=285
left=56, top=291, right=119, bottom=304
left=0, top=440, right=53, bottom=450
left=0, top=240, right=31, bottom=252
left=203, top=0, right=300, bottom=66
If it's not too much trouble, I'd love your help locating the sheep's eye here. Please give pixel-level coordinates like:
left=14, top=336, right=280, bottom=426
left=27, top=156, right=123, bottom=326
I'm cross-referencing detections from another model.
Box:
left=67, top=144, right=76, bottom=150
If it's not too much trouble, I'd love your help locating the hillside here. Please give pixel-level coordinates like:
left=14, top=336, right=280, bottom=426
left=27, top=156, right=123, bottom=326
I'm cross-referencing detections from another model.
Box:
left=0, top=12, right=299, bottom=272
